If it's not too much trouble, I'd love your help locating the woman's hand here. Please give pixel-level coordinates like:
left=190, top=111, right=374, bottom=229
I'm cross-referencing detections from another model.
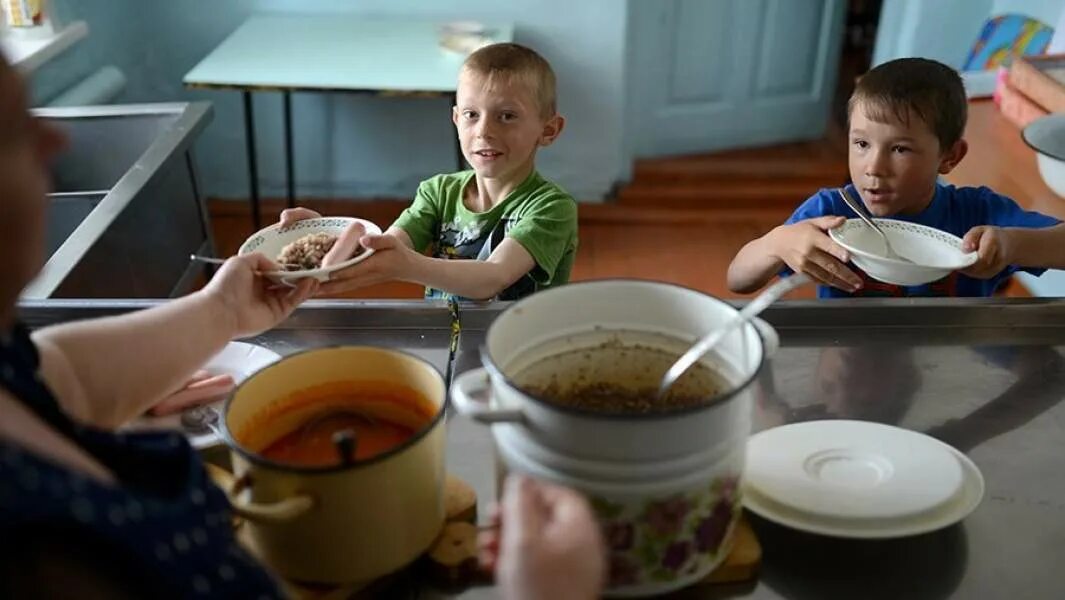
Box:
left=480, top=475, right=606, bottom=600
left=202, top=253, right=317, bottom=338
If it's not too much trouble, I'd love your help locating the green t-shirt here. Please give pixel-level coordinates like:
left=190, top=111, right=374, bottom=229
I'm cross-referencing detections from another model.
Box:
left=392, top=170, right=578, bottom=300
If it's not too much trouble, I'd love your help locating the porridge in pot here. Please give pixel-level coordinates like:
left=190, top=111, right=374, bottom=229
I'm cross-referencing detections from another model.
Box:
left=509, top=329, right=734, bottom=414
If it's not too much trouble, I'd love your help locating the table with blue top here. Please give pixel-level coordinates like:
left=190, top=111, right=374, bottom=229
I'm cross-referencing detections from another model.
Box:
left=184, top=14, right=513, bottom=227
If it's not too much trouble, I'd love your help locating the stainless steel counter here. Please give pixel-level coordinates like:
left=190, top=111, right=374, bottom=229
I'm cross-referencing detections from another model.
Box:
left=17, top=298, right=1065, bottom=599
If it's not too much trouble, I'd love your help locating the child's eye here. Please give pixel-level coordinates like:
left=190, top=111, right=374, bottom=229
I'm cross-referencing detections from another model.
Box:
left=462, top=110, right=478, bottom=120
left=852, top=139, right=869, bottom=150
left=500, top=112, right=517, bottom=122
left=891, top=145, right=910, bottom=154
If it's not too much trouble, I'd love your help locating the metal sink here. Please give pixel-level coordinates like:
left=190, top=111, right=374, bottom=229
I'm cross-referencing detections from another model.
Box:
left=45, top=191, right=106, bottom=257
left=24, top=103, right=214, bottom=299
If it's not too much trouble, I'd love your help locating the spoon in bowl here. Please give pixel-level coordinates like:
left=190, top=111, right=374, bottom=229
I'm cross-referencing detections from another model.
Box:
left=837, top=187, right=913, bottom=264
left=657, top=273, right=812, bottom=400
left=189, top=254, right=296, bottom=277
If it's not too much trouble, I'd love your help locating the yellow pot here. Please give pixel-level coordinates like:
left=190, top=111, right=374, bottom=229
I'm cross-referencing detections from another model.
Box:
left=216, top=346, right=447, bottom=585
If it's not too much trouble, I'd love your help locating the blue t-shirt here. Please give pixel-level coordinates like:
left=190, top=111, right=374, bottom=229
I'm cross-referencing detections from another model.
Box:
left=784, top=183, right=1061, bottom=298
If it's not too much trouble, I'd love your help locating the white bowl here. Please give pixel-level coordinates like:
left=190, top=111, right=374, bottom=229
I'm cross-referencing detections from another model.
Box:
left=1022, top=113, right=1065, bottom=198
left=237, top=217, right=382, bottom=284
left=828, top=219, right=978, bottom=286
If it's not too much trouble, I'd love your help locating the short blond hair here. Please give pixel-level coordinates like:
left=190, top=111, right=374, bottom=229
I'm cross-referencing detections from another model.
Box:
left=461, top=43, right=557, bottom=117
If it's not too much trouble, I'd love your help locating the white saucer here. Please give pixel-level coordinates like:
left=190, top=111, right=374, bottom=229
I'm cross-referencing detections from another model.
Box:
left=747, top=420, right=964, bottom=520
left=743, top=420, right=984, bottom=539
left=128, top=341, right=281, bottom=448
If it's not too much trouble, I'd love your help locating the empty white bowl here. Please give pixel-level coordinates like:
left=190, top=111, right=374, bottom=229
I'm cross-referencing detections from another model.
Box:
left=237, top=217, right=382, bottom=284
left=829, top=219, right=978, bottom=286
left=1022, top=113, right=1065, bottom=198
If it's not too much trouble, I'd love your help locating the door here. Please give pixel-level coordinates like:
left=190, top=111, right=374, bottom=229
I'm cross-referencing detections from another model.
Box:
left=627, top=0, right=847, bottom=158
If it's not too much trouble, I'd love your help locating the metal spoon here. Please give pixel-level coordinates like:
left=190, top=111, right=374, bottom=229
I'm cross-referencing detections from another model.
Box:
left=837, top=188, right=913, bottom=264
left=657, top=273, right=812, bottom=400
left=190, top=254, right=226, bottom=266
left=189, top=254, right=294, bottom=277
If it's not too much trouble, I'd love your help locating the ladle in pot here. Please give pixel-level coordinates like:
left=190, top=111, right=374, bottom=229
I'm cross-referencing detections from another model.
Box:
left=657, top=273, right=811, bottom=400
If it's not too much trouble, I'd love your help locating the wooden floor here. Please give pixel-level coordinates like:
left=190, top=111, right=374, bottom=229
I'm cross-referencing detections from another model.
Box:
left=209, top=132, right=1029, bottom=300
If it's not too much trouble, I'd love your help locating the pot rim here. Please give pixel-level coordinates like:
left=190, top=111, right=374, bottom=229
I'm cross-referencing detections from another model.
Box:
left=481, top=279, right=767, bottom=421
left=219, top=345, right=447, bottom=474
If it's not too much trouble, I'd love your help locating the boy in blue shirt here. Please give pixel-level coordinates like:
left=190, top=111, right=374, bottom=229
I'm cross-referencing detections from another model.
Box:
left=728, top=58, right=1065, bottom=298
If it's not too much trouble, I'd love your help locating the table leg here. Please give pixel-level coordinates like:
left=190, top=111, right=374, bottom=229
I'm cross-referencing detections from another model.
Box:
left=283, top=91, right=296, bottom=209
left=242, top=91, right=262, bottom=228
left=451, top=92, right=465, bottom=171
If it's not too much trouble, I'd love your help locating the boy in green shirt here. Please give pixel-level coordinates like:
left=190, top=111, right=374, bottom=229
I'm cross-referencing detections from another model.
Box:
left=280, top=43, right=578, bottom=301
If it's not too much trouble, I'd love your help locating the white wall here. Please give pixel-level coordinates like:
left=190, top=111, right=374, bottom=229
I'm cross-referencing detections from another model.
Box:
left=873, top=0, right=1064, bottom=68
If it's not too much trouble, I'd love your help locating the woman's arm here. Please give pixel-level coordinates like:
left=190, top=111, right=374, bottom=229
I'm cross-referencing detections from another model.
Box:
left=32, top=254, right=314, bottom=428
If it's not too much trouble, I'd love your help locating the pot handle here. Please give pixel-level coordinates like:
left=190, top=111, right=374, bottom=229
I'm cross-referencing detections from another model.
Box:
left=205, top=464, right=315, bottom=524
left=450, top=367, right=525, bottom=424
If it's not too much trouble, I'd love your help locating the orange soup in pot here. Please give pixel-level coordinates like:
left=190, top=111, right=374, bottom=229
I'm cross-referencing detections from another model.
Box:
left=236, top=381, right=436, bottom=467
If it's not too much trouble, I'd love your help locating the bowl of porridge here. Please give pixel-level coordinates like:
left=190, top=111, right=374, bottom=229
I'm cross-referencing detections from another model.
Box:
left=237, top=217, right=382, bottom=284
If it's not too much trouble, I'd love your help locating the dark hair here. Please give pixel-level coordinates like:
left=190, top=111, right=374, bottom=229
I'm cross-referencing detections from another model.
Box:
left=848, top=57, right=967, bottom=150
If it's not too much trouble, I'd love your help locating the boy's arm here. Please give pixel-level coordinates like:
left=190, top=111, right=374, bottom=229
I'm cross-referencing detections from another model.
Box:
left=320, top=235, right=535, bottom=300
left=963, top=223, right=1065, bottom=277
left=728, top=216, right=862, bottom=294
left=727, top=234, right=789, bottom=294
left=384, top=225, right=415, bottom=250
left=408, top=238, right=536, bottom=299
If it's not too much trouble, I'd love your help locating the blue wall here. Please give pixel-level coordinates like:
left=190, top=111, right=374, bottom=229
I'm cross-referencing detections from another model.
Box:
left=36, top=0, right=629, bottom=201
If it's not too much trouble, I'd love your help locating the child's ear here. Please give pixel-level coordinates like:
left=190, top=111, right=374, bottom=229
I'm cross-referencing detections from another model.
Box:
left=938, top=139, right=968, bottom=174
left=452, top=105, right=460, bottom=127
left=539, top=114, right=566, bottom=147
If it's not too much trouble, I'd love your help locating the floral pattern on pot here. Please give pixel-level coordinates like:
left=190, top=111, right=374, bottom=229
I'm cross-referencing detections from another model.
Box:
left=592, top=475, right=742, bottom=589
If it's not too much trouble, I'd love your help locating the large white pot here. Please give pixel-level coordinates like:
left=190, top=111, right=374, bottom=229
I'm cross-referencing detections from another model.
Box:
left=495, top=428, right=745, bottom=597
left=450, top=280, right=776, bottom=596
left=451, top=280, right=770, bottom=463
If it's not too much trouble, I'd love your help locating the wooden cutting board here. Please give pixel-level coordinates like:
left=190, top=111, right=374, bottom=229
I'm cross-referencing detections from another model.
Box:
left=699, top=515, right=762, bottom=585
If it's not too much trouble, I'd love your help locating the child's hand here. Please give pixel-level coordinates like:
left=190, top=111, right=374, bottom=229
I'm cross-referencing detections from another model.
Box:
left=961, top=226, right=1013, bottom=279
left=319, top=233, right=418, bottom=295
left=278, top=207, right=322, bottom=228
left=321, top=221, right=367, bottom=268
left=771, top=216, right=863, bottom=292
